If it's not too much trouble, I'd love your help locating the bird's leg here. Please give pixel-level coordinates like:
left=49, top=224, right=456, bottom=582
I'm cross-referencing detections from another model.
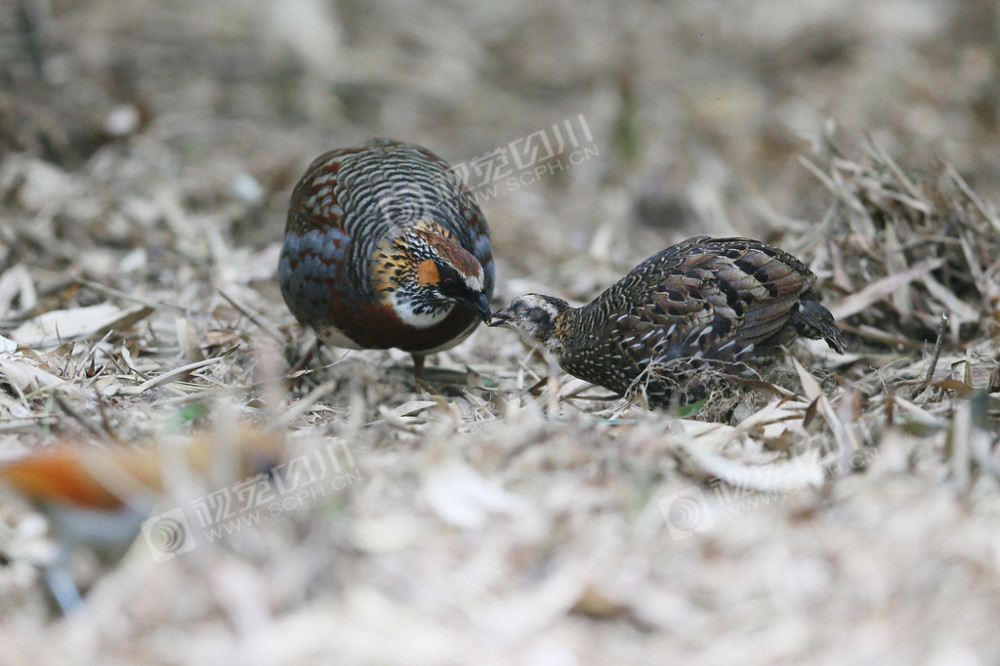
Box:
left=0, top=519, right=82, bottom=614
left=411, top=353, right=426, bottom=379
left=40, top=539, right=84, bottom=615
left=44, top=561, right=83, bottom=615
left=409, top=353, right=439, bottom=394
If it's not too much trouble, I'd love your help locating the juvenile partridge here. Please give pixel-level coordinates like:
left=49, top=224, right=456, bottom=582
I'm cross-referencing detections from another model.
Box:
left=279, top=138, right=494, bottom=375
left=491, top=236, right=844, bottom=407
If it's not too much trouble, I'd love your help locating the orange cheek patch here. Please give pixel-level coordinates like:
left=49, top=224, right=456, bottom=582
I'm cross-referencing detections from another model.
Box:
left=417, top=259, right=439, bottom=286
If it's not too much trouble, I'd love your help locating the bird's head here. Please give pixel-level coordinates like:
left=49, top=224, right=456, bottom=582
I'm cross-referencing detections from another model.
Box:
left=489, top=294, right=570, bottom=352
left=374, top=228, right=491, bottom=328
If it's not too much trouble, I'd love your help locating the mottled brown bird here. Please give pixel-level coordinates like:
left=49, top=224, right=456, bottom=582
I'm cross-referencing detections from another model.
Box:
left=279, top=138, right=494, bottom=376
left=0, top=430, right=284, bottom=613
left=491, top=236, right=844, bottom=407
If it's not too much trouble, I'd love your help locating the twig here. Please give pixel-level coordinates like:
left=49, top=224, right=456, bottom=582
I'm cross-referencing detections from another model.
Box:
left=865, top=136, right=931, bottom=211
left=94, top=391, right=123, bottom=444
left=923, top=314, right=949, bottom=382
left=119, top=355, right=226, bottom=395
left=218, top=289, right=285, bottom=344
left=76, top=278, right=186, bottom=315
left=16, top=0, right=45, bottom=79
left=946, top=162, right=1000, bottom=236
left=286, top=337, right=320, bottom=377
left=53, top=391, right=105, bottom=440
left=271, top=380, right=335, bottom=429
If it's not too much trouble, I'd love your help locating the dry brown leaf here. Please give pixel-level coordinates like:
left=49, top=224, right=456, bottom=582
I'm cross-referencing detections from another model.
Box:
left=422, top=458, right=532, bottom=529
left=827, top=259, right=944, bottom=320
left=119, top=357, right=224, bottom=395
left=921, top=273, right=981, bottom=324
left=12, top=304, right=153, bottom=347
left=0, top=353, right=84, bottom=398
left=677, top=436, right=825, bottom=493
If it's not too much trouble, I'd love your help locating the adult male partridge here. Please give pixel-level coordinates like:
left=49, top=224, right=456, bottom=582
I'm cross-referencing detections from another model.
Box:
left=279, top=139, right=494, bottom=375
left=491, top=236, right=844, bottom=407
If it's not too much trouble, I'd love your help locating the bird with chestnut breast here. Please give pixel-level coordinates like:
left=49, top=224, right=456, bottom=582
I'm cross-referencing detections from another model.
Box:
left=279, top=138, right=494, bottom=377
left=491, top=236, right=845, bottom=408
left=0, top=429, right=283, bottom=614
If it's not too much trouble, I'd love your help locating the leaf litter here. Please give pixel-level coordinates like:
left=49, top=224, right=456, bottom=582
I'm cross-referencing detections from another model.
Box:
left=0, top=2, right=999, bottom=664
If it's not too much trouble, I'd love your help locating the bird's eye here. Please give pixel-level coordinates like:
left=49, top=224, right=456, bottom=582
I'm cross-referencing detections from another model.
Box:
left=438, top=276, right=460, bottom=296
left=528, top=309, right=550, bottom=325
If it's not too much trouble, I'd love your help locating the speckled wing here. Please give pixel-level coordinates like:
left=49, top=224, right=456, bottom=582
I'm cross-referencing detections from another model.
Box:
left=557, top=236, right=822, bottom=394
left=612, top=237, right=817, bottom=369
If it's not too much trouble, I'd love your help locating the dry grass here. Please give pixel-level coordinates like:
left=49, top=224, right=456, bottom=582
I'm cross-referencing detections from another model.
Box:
left=1, top=1, right=999, bottom=664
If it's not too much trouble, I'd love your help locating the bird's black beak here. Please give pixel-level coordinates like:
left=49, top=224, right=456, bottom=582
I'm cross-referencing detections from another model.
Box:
left=462, top=292, right=492, bottom=324
left=488, top=308, right=510, bottom=327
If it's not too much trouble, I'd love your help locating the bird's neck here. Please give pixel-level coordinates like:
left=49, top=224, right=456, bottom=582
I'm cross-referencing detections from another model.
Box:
left=523, top=308, right=575, bottom=354
left=369, top=228, right=455, bottom=329
left=549, top=308, right=577, bottom=350
left=389, top=284, right=455, bottom=328
left=370, top=251, right=455, bottom=329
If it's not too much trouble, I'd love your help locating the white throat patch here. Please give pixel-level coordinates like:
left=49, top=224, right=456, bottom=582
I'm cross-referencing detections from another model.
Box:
left=392, top=291, right=454, bottom=328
